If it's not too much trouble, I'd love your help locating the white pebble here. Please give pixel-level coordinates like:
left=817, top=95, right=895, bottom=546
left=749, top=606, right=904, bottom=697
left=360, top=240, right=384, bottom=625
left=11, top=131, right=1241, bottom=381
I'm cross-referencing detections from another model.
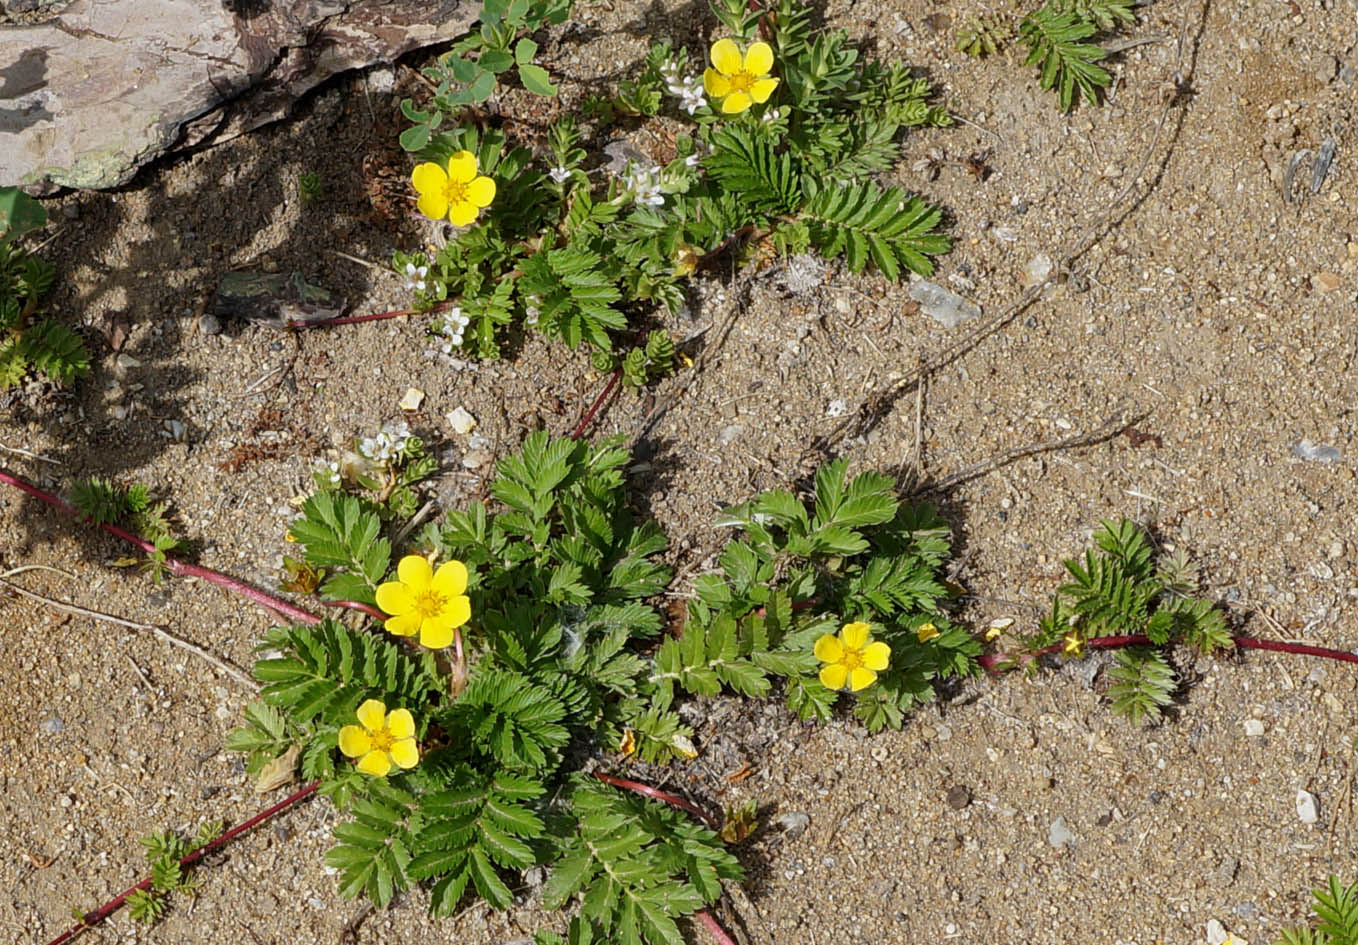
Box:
left=1296, top=788, right=1319, bottom=824
left=446, top=406, right=478, bottom=435
left=1243, top=719, right=1265, bottom=737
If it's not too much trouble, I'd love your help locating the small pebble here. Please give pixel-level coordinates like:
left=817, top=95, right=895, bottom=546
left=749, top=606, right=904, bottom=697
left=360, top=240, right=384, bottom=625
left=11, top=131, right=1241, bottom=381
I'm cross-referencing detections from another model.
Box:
left=1243, top=719, right=1265, bottom=737
left=41, top=717, right=64, bottom=734
left=775, top=811, right=810, bottom=836
left=945, top=784, right=971, bottom=810
left=398, top=387, right=425, bottom=410
left=446, top=406, right=477, bottom=435
left=461, top=450, right=492, bottom=470
left=1047, top=816, right=1076, bottom=849
left=1313, top=271, right=1341, bottom=293
left=717, top=424, right=744, bottom=445
left=1296, top=788, right=1319, bottom=824
left=825, top=399, right=847, bottom=418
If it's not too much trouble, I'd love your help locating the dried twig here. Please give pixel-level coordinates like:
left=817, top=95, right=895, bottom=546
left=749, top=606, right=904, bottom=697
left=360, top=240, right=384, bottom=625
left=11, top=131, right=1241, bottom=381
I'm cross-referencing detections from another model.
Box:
left=0, top=576, right=257, bottom=688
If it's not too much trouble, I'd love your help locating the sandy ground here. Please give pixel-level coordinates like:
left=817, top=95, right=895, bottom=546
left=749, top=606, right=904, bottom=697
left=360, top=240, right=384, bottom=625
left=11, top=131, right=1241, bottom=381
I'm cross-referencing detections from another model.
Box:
left=2, top=0, right=1356, bottom=943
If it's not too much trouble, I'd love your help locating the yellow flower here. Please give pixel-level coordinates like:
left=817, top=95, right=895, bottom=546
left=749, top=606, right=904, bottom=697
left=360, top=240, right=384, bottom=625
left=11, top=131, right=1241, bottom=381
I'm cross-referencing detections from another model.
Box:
left=814, top=621, right=891, bottom=692
left=916, top=622, right=940, bottom=643
left=1063, top=633, right=1083, bottom=656
left=411, top=150, right=496, bottom=226
left=339, top=699, right=419, bottom=777
left=984, top=617, right=1014, bottom=642
left=703, top=39, right=780, bottom=115
left=619, top=728, right=638, bottom=757
left=375, top=555, right=471, bottom=649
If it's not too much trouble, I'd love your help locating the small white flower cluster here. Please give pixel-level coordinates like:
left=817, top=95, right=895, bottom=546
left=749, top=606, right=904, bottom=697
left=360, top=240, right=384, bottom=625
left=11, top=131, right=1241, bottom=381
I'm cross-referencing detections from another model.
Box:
left=660, top=59, right=706, bottom=115
left=760, top=107, right=782, bottom=124
left=623, top=163, right=665, bottom=207
left=524, top=295, right=542, bottom=326
left=437, top=306, right=472, bottom=353
left=359, top=420, right=412, bottom=463
left=315, top=459, right=341, bottom=487
left=403, top=262, right=428, bottom=292
left=548, top=165, right=571, bottom=184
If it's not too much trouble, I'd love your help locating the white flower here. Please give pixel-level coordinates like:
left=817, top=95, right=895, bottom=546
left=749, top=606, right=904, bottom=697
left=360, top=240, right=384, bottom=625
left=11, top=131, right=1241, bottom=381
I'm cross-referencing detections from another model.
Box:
left=684, top=152, right=701, bottom=168
left=548, top=165, right=571, bottom=184
left=663, top=71, right=706, bottom=114
left=361, top=421, right=413, bottom=462
left=524, top=304, right=540, bottom=326
left=316, top=460, right=341, bottom=486
left=760, top=107, right=781, bottom=123
left=435, top=307, right=471, bottom=354
left=623, top=164, right=665, bottom=208
left=403, top=262, right=428, bottom=292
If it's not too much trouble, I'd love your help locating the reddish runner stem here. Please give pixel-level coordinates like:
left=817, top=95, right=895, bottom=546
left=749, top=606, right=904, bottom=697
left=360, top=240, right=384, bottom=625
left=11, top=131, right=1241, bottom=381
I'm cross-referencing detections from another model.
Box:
left=44, top=782, right=320, bottom=945
left=978, top=632, right=1358, bottom=672
left=570, top=370, right=622, bottom=440
left=694, top=908, right=740, bottom=945
left=592, top=771, right=722, bottom=839
left=0, top=468, right=319, bottom=625
left=285, top=301, right=457, bottom=330
left=593, top=773, right=737, bottom=945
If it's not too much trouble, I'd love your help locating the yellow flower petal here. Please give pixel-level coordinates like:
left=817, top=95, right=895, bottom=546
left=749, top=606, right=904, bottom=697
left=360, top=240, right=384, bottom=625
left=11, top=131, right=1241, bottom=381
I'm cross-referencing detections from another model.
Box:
left=338, top=725, right=372, bottom=759
left=384, top=611, right=422, bottom=637
left=840, top=622, right=871, bottom=650
left=743, top=41, right=774, bottom=76
left=721, top=91, right=752, bottom=114
left=397, top=554, right=432, bottom=590
left=862, top=641, right=891, bottom=671
left=466, top=175, right=496, bottom=209
left=446, top=594, right=471, bottom=629
left=375, top=580, right=415, bottom=616
left=357, top=750, right=392, bottom=777
left=917, top=622, right=940, bottom=643
left=819, top=663, right=848, bottom=690
left=355, top=699, right=387, bottom=732
left=419, top=619, right=455, bottom=650
left=386, top=708, right=416, bottom=740
left=749, top=76, right=780, bottom=104
left=847, top=666, right=878, bottom=692
left=416, top=189, right=448, bottom=221
left=814, top=633, right=844, bottom=664
left=446, top=150, right=479, bottom=184
left=430, top=560, right=469, bottom=597
left=389, top=738, right=419, bottom=769
left=447, top=199, right=481, bottom=227
left=411, top=162, right=448, bottom=196
left=710, top=38, right=742, bottom=76
left=703, top=68, right=731, bottom=98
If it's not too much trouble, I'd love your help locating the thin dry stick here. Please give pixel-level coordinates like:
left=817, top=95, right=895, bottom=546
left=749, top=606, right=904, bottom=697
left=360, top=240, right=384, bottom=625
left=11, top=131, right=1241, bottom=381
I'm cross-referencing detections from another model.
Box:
left=817, top=4, right=1196, bottom=455
left=0, top=467, right=318, bottom=625
left=0, top=577, right=257, bottom=688
left=911, top=408, right=1147, bottom=497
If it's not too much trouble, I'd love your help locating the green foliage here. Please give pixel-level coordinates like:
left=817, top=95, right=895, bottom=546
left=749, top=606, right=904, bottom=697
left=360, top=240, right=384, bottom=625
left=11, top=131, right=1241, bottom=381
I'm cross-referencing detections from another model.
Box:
left=0, top=231, right=90, bottom=389
left=125, top=822, right=223, bottom=924
left=297, top=170, right=325, bottom=206
left=1018, top=0, right=1136, bottom=110
left=1032, top=519, right=1231, bottom=724
left=953, top=0, right=1136, bottom=109
left=69, top=478, right=179, bottom=581
left=542, top=779, right=740, bottom=945
left=1105, top=648, right=1176, bottom=725
left=399, top=0, right=570, bottom=150
left=659, top=458, right=978, bottom=732
left=399, top=0, right=951, bottom=366
left=0, top=186, right=47, bottom=246
left=956, top=13, right=1012, bottom=57
left=289, top=492, right=391, bottom=604
left=1274, top=877, right=1358, bottom=945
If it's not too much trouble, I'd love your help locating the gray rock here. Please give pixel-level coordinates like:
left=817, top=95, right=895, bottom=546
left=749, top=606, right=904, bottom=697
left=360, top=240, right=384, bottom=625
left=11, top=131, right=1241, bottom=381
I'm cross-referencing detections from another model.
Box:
left=1047, top=815, right=1076, bottom=849
left=1, top=0, right=476, bottom=192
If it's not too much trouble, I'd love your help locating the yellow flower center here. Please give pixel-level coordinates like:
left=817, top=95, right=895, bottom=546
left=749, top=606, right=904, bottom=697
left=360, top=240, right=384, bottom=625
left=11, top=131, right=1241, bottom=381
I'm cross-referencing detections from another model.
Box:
left=368, top=726, right=396, bottom=753
left=413, top=589, right=448, bottom=619
left=839, top=649, right=863, bottom=671
left=727, top=70, right=756, bottom=93
left=443, top=178, right=470, bottom=208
